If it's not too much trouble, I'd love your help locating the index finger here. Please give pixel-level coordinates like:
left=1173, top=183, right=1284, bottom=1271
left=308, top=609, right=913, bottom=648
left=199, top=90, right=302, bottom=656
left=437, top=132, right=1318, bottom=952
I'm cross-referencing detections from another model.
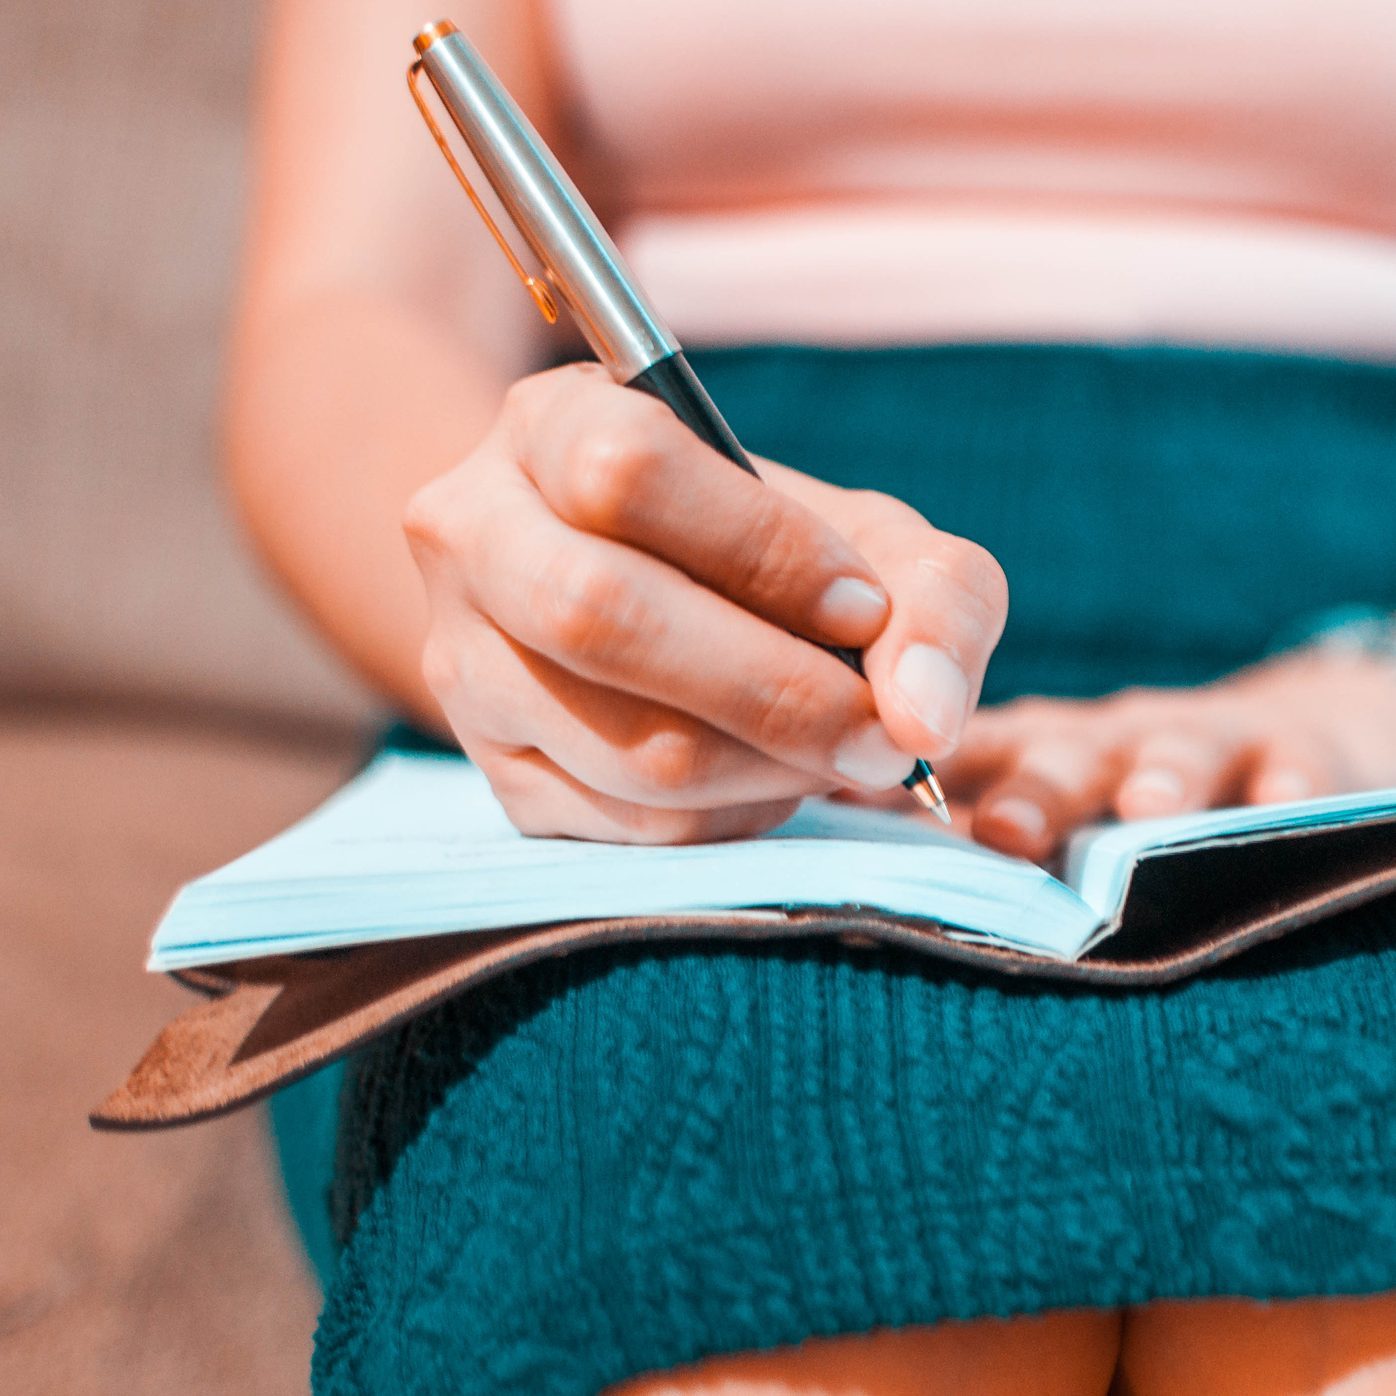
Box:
left=506, top=365, right=893, bottom=652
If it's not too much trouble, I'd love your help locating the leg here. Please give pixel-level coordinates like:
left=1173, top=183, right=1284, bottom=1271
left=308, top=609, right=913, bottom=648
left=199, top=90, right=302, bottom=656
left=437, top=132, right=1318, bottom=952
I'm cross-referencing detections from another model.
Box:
left=605, top=1308, right=1123, bottom=1396
left=1116, top=1293, right=1396, bottom=1396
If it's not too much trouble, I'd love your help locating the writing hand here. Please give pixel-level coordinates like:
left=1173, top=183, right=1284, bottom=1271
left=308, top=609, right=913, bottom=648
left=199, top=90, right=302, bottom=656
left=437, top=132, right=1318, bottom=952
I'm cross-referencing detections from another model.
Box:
left=405, top=363, right=1007, bottom=842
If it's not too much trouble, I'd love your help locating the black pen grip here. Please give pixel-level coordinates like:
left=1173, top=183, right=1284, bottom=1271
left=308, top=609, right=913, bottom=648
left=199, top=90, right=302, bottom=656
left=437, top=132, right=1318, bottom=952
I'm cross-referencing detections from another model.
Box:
left=627, top=350, right=757, bottom=475
left=626, top=351, right=867, bottom=678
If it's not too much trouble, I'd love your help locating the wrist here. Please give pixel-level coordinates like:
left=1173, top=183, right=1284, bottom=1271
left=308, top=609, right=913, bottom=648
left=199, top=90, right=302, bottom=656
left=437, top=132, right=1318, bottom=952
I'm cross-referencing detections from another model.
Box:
left=1228, top=609, right=1396, bottom=712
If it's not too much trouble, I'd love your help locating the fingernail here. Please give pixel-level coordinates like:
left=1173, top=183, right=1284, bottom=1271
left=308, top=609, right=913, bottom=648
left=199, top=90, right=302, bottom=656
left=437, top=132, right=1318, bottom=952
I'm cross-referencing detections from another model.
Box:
left=985, top=796, right=1048, bottom=843
left=1119, top=768, right=1187, bottom=814
left=1254, top=769, right=1314, bottom=804
left=813, top=577, right=888, bottom=635
left=892, top=645, right=970, bottom=747
left=833, top=720, right=914, bottom=790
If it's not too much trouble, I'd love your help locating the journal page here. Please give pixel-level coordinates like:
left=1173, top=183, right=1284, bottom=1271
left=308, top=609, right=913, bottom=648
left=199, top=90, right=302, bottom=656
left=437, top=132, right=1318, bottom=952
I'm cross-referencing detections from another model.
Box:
left=148, top=752, right=1097, bottom=970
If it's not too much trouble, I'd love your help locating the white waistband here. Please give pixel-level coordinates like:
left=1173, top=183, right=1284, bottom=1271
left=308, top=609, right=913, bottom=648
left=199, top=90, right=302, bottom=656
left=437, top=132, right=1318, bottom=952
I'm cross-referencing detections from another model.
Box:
left=617, top=202, right=1396, bottom=361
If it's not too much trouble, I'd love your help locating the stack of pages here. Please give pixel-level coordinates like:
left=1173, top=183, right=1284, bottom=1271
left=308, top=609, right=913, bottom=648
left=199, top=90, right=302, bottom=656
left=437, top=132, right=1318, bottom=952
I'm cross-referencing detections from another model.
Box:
left=148, top=751, right=1396, bottom=972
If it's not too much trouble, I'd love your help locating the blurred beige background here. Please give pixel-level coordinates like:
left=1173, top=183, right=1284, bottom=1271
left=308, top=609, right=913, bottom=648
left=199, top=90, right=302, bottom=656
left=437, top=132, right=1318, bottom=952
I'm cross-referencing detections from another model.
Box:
left=2, top=6, right=373, bottom=1392
left=2, top=3, right=375, bottom=727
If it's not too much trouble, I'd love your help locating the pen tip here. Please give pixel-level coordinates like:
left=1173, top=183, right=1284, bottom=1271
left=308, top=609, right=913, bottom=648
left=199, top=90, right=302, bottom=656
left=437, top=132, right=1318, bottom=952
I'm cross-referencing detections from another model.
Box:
left=907, top=765, right=952, bottom=824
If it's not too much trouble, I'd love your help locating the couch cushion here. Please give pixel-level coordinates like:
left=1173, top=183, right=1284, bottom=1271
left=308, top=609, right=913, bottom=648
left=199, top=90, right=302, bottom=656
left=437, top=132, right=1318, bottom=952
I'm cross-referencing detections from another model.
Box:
left=1, top=4, right=374, bottom=725
left=0, top=706, right=357, bottom=1394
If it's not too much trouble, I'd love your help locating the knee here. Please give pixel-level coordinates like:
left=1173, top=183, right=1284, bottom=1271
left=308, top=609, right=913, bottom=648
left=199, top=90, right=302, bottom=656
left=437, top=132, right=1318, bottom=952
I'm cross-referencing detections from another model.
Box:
left=1116, top=1292, right=1396, bottom=1396
left=607, top=1308, right=1123, bottom=1396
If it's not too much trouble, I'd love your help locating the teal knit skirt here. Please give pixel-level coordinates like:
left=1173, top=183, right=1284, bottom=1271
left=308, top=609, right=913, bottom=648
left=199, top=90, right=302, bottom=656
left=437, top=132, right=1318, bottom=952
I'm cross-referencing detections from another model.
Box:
left=277, top=343, right=1396, bottom=1394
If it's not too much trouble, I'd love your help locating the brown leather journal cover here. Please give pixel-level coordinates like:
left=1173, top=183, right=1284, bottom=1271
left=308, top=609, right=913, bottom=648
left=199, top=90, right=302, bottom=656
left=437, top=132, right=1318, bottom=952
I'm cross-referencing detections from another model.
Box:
left=92, top=814, right=1396, bottom=1130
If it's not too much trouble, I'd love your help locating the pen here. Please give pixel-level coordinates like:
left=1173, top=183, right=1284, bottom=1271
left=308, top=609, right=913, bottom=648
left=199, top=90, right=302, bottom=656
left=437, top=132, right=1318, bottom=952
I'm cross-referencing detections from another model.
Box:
left=407, top=19, right=949, bottom=822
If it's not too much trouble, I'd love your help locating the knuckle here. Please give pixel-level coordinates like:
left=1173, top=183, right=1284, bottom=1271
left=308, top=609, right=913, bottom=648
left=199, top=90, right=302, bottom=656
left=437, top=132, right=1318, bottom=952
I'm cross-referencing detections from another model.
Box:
left=1109, top=686, right=1163, bottom=724
left=506, top=362, right=612, bottom=425
left=564, top=410, right=666, bottom=531
left=627, top=725, right=711, bottom=796
left=913, top=537, right=1009, bottom=655
left=997, top=694, right=1060, bottom=730
left=403, top=468, right=484, bottom=568
left=402, top=478, right=451, bottom=555
left=962, top=542, right=1011, bottom=619
left=565, top=444, right=640, bottom=532
left=501, top=371, right=548, bottom=420
left=535, top=554, right=643, bottom=660
left=942, top=537, right=1010, bottom=618
left=482, top=752, right=553, bottom=836
left=554, top=360, right=612, bottom=391
left=1127, top=729, right=1185, bottom=765
left=501, top=792, right=551, bottom=838
left=1008, top=694, right=1048, bottom=719
left=854, top=495, right=1008, bottom=648
left=851, top=489, right=922, bottom=533
left=419, top=636, right=460, bottom=700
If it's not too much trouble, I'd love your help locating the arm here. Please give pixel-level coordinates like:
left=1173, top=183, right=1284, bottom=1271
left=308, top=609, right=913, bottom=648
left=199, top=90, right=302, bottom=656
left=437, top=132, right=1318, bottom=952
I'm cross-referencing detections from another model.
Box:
left=224, top=0, right=559, bottom=730
left=225, top=0, right=1010, bottom=845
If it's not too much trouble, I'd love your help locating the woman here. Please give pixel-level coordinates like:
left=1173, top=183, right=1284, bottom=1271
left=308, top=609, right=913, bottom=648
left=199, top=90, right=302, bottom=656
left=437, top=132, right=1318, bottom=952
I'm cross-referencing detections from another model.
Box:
left=226, top=1, right=1396, bottom=1391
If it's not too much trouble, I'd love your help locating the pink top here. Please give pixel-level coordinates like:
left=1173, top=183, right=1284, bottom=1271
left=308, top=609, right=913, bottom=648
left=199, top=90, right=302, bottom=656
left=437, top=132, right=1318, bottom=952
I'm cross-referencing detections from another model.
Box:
left=548, top=0, right=1396, bottom=359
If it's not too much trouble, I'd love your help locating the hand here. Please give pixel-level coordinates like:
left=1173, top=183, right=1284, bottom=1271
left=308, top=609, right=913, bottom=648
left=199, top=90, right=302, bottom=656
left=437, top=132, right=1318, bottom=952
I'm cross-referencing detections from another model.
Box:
left=941, top=649, right=1396, bottom=861
left=404, top=362, right=1008, bottom=842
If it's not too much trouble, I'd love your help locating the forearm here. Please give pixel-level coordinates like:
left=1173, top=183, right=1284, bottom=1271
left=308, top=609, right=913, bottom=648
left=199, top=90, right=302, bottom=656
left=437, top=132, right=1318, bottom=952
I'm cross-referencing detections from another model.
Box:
left=224, top=289, right=512, bottom=732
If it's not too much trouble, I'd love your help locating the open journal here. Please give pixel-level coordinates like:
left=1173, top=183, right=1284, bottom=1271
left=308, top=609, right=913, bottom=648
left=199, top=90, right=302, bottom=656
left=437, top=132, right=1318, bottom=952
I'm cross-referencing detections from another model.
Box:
left=149, top=750, right=1396, bottom=973
left=96, top=748, right=1396, bottom=1129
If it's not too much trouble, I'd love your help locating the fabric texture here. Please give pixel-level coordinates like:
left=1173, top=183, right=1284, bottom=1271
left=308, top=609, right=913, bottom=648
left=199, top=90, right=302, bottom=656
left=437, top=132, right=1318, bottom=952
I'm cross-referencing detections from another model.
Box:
left=546, top=0, right=1396, bottom=356
left=285, top=342, right=1396, bottom=1395
left=4, top=4, right=372, bottom=724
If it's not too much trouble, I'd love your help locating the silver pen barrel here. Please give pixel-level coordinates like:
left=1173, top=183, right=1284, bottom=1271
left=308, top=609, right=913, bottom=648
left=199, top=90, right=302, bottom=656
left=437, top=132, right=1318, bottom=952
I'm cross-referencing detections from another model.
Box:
left=415, top=21, right=678, bottom=380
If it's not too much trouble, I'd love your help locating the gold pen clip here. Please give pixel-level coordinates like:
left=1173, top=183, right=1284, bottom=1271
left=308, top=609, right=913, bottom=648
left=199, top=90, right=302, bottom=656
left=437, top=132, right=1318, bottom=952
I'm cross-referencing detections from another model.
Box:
left=407, top=45, right=559, bottom=325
